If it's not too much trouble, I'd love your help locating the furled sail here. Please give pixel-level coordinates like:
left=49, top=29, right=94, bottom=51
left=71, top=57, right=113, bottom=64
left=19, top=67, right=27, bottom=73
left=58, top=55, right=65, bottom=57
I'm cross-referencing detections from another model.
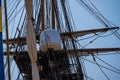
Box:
left=25, top=0, right=40, bottom=80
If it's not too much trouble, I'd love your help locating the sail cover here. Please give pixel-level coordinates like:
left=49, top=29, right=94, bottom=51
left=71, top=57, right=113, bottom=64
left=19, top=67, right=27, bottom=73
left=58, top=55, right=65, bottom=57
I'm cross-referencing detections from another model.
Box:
left=0, top=0, right=5, bottom=80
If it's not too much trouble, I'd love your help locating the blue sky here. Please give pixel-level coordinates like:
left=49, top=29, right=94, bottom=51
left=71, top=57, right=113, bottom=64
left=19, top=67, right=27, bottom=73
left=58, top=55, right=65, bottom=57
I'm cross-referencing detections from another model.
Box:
left=69, top=0, right=120, bottom=80
left=2, top=0, right=120, bottom=80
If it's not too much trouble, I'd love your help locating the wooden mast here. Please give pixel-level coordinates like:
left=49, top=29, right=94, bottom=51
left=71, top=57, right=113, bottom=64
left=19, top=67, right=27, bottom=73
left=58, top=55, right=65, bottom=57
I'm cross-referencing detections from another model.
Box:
left=41, top=0, right=45, bottom=31
left=52, top=0, right=55, bottom=29
left=4, top=0, right=11, bottom=80
left=2, top=0, right=120, bottom=80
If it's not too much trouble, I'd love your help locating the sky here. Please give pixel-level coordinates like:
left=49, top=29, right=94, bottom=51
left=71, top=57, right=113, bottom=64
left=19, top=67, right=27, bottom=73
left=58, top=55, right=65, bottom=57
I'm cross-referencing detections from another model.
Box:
left=2, top=0, right=120, bottom=80
left=68, top=0, right=120, bottom=80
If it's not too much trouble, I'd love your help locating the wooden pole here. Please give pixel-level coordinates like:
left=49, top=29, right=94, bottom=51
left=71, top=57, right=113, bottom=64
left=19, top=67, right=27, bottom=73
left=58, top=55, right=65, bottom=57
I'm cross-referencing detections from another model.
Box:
left=41, top=0, right=45, bottom=31
left=52, top=0, right=55, bottom=29
left=4, top=0, right=11, bottom=80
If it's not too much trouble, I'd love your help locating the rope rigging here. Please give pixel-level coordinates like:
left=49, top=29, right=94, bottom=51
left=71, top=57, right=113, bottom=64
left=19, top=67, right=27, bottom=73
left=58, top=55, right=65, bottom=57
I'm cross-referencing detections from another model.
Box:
left=82, top=57, right=120, bottom=75
left=95, top=56, right=120, bottom=73
left=95, top=60, right=111, bottom=80
left=2, top=0, right=120, bottom=80
left=76, top=0, right=120, bottom=40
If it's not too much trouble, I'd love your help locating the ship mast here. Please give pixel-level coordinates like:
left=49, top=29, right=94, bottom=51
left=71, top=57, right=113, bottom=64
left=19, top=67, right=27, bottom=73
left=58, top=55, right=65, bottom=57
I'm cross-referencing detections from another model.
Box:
left=2, top=0, right=120, bottom=80
left=4, top=0, right=11, bottom=80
